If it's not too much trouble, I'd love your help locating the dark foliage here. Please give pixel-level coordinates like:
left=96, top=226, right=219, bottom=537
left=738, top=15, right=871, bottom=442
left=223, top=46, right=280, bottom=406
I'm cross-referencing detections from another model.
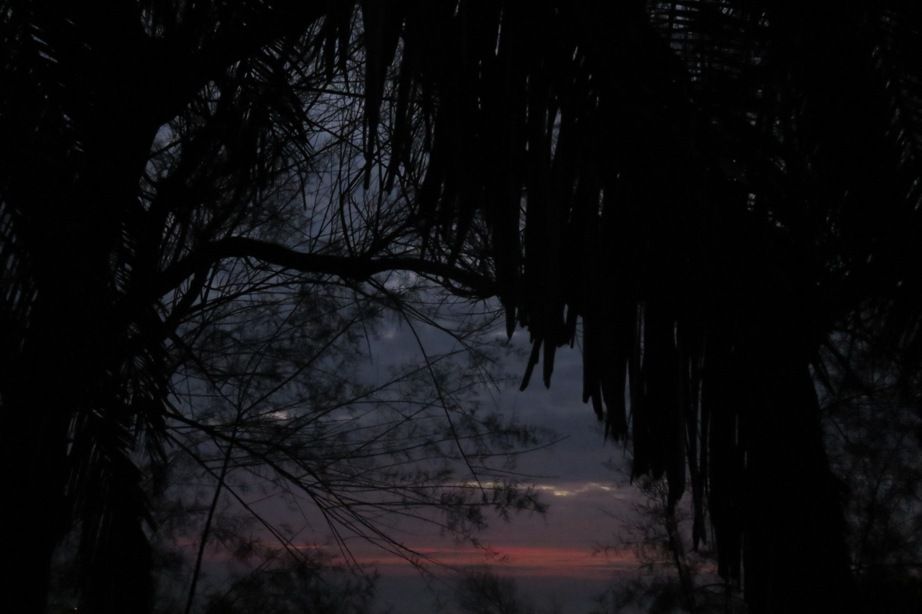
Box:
left=202, top=555, right=376, bottom=614
left=818, top=308, right=922, bottom=612
left=3, top=2, right=922, bottom=613
left=356, top=4, right=922, bottom=611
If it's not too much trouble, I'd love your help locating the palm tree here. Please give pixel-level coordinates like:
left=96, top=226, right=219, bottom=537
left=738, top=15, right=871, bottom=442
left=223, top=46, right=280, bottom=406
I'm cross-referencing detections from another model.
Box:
left=363, top=3, right=922, bottom=611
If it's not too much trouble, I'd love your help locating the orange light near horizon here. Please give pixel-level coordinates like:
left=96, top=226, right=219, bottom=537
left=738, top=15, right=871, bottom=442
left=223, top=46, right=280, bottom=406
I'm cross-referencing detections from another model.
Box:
left=350, top=544, right=638, bottom=578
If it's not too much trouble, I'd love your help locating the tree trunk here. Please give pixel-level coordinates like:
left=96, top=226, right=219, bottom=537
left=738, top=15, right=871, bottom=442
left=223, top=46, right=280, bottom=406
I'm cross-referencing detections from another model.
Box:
left=741, top=339, right=855, bottom=612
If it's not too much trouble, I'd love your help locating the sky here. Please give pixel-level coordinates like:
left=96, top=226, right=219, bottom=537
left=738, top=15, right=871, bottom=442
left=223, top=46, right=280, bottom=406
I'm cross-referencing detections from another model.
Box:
left=187, top=297, right=654, bottom=613
left=344, top=308, right=650, bottom=613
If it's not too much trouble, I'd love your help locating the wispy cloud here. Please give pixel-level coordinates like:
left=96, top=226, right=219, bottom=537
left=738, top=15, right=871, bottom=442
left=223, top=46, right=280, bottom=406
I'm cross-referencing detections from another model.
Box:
left=532, top=481, right=617, bottom=497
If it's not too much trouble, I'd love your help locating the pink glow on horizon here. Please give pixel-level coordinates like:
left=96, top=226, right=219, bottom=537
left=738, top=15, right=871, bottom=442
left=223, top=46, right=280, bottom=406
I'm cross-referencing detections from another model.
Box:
left=178, top=538, right=635, bottom=579
left=349, top=544, right=638, bottom=578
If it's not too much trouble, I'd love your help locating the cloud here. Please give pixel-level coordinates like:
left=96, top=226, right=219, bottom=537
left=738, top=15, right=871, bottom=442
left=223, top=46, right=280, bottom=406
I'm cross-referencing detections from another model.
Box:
left=532, top=481, right=617, bottom=497
left=220, top=297, right=648, bottom=589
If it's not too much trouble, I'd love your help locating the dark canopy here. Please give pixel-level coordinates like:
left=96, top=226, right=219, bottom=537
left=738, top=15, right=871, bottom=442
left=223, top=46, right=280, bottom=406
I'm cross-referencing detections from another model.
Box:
left=3, top=2, right=922, bottom=612
left=367, top=3, right=922, bottom=608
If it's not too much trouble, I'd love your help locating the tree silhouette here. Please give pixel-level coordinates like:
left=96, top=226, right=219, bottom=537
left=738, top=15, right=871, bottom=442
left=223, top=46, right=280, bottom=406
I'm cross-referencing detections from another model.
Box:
left=3, top=3, right=922, bottom=613
left=357, top=4, right=922, bottom=612
left=0, top=4, right=503, bottom=612
left=452, top=567, right=564, bottom=614
left=454, top=568, right=532, bottom=614
left=817, top=308, right=922, bottom=612
left=200, top=552, right=378, bottom=614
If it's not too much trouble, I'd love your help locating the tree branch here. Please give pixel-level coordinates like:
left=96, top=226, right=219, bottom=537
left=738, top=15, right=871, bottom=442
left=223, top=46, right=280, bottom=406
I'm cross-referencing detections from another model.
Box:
left=156, top=236, right=497, bottom=299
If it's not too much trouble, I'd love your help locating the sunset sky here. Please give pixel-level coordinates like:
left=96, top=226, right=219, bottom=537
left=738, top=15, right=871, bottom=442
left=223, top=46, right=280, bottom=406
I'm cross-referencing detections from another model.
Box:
left=193, top=304, right=653, bottom=613
left=352, top=319, right=649, bottom=613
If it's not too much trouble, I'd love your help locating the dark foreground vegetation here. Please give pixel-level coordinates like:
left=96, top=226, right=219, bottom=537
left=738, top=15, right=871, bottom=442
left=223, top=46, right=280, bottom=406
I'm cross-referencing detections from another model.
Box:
left=3, top=2, right=922, bottom=612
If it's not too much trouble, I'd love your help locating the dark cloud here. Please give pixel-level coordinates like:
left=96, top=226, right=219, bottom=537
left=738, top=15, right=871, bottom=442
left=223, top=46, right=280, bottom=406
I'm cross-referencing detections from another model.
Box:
left=224, top=296, right=647, bottom=613
left=345, top=306, right=647, bottom=614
